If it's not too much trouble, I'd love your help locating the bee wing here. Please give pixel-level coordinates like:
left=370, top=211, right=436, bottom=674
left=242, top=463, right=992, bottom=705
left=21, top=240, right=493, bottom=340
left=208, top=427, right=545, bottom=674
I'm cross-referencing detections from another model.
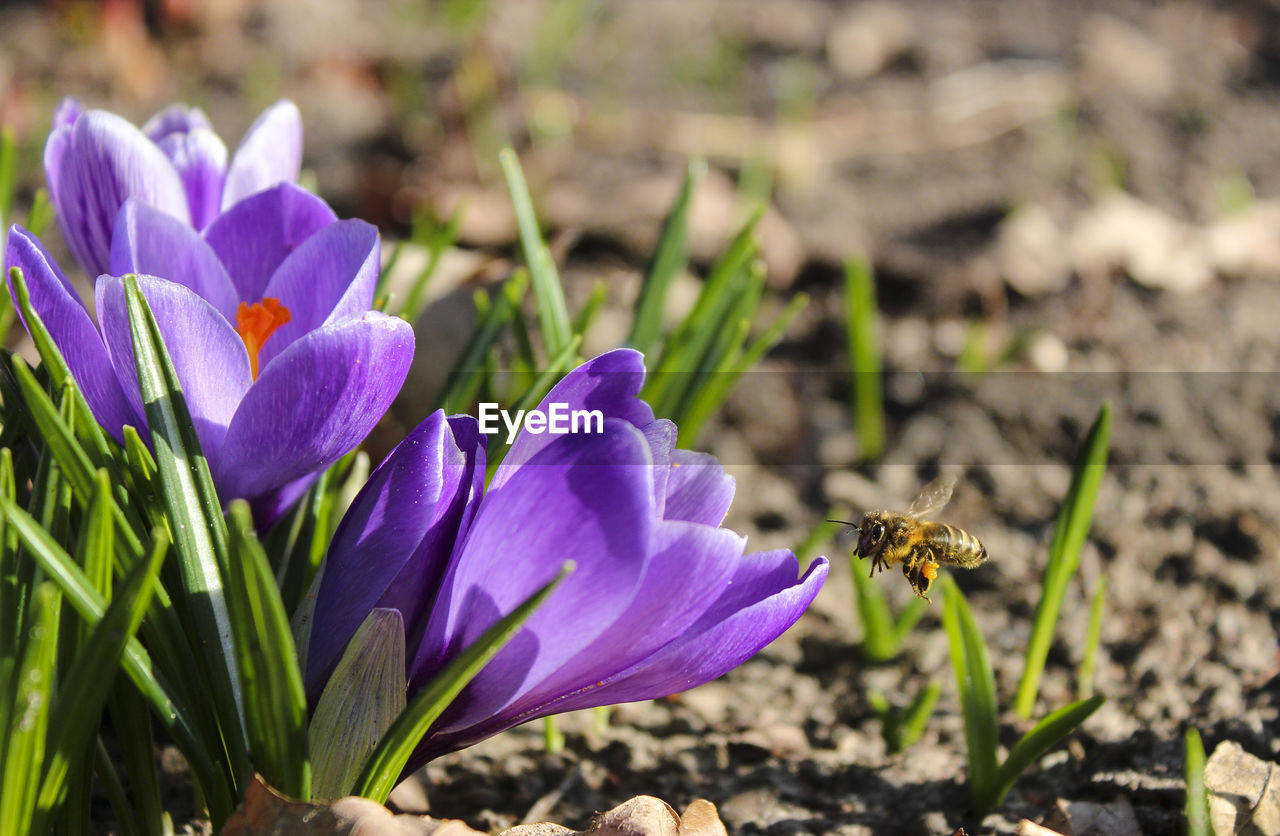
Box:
left=906, top=473, right=956, bottom=518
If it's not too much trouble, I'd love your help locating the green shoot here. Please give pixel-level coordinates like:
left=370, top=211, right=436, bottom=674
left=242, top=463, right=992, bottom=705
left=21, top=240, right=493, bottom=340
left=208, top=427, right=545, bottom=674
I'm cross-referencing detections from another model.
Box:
left=850, top=552, right=926, bottom=664
left=870, top=682, right=941, bottom=754
left=499, top=148, right=572, bottom=358
left=1184, top=727, right=1210, bottom=836
left=544, top=716, right=566, bottom=754
left=941, top=575, right=1104, bottom=816
left=844, top=256, right=884, bottom=461
left=629, top=159, right=705, bottom=356
left=1078, top=574, right=1106, bottom=700
left=1015, top=402, right=1111, bottom=718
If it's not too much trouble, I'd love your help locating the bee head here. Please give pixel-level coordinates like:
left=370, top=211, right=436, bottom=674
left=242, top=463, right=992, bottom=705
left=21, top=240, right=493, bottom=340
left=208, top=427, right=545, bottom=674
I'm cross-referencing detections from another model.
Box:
left=856, top=513, right=889, bottom=558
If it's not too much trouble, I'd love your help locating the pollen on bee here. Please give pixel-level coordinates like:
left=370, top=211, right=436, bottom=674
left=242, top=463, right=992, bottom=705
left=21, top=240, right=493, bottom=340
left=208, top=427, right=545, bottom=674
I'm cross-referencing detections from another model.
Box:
left=923, top=562, right=938, bottom=580
left=236, top=297, right=292, bottom=380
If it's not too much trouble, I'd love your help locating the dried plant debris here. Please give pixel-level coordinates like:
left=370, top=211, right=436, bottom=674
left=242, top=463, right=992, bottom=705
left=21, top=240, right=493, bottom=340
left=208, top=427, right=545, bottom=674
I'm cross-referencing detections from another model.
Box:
left=220, top=778, right=726, bottom=836
left=1204, top=740, right=1280, bottom=836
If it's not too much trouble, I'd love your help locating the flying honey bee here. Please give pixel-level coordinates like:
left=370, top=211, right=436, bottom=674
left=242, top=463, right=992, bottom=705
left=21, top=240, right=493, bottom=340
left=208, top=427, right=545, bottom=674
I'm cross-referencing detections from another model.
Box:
left=831, top=474, right=987, bottom=601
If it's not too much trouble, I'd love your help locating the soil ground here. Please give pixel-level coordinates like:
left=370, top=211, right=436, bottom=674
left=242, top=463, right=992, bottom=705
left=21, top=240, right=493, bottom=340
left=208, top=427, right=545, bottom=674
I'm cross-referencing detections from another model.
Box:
left=2, top=1, right=1278, bottom=833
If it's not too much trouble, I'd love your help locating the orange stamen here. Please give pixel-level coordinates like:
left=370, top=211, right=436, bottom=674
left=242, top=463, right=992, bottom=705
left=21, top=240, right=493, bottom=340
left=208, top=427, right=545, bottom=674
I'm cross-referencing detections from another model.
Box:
left=236, top=297, right=291, bottom=380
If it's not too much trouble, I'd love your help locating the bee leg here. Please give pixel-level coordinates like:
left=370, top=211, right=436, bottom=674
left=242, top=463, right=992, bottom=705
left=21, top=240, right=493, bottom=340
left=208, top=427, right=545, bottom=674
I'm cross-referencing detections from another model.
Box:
left=903, top=551, right=937, bottom=602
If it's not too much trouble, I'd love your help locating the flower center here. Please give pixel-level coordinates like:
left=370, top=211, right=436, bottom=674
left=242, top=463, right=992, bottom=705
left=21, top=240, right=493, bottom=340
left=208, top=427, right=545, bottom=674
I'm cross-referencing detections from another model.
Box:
left=236, top=298, right=291, bottom=380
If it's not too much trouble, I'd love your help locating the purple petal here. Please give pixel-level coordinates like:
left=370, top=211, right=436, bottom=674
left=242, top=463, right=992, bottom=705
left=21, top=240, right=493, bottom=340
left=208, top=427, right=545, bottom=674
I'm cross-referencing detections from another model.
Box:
left=416, top=551, right=828, bottom=763
left=95, top=275, right=252, bottom=472
left=414, top=420, right=656, bottom=731
left=153, top=128, right=228, bottom=230
left=110, top=200, right=239, bottom=322
left=306, top=412, right=485, bottom=698
left=47, top=110, right=190, bottom=277
left=141, top=103, right=213, bottom=143
left=256, top=219, right=380, bottom=368
left=214, top=312, right=414, bottom=501
left=664, top=449, right=736, bottom=527
left=641, top=420, right=675, bottom=516
left=537, top=553, right=828, bottom=713
left=4, top=226, right=141, bottom=440
left=221, top=100, right=302, bottom=210
left=501, top=519, right=746, bottom=719
left=248, top=471, right=322, bottom=531
left=491, top=349, right=655, bottom=490
left=203, top=183, right=337, bottom=302
left=52, top=98, right=84, bottom=132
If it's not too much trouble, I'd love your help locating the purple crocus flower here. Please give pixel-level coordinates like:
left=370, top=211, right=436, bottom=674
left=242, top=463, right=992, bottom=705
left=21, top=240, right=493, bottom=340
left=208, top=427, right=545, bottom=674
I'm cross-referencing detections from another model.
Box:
left=45, top=97, right=302, bottom=276
left=305, top=349, right=828, bottom=771
left=6, top=180, right=413, bottom=523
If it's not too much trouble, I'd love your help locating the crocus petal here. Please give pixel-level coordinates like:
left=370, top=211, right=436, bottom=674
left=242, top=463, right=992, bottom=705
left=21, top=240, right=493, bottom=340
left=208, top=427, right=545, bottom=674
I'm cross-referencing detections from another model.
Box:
left=537, top=553, right=828, bottom=714
left=221, top=100, right=302, bottom=210
left=44, top=98, right=82, bottom=206
left=415, top=420, right=656, bottom=730
left=141, top=103, right=213, bottom=143
left=501, top=519, right=746, bottom=719
left=214, top=312, right=414, bottom=501
left=47, top=110, right=190, bottom=277
left=642, top=420, right=676, bottom=517
left=492, top=349, right=655, bottom=490
left=110, top=200, right=239, bottom=321
left=154, top=128, right=228, bottom=230
left=306, top=412, right=485, bottom=698
left=95, top=275, right=252, bottom=472
left=664, top=449, right=735, bottom=527
left=256, top=219, right=380, bottom=367
left=52, top=97, right=84, bottom=132
left=248, top=471, right=322, bottom=532
left=203, top=183, right=337, bottom=302
left=416, top=551, right=827, bottom=764
left=4, top=226, right=141, bottom=439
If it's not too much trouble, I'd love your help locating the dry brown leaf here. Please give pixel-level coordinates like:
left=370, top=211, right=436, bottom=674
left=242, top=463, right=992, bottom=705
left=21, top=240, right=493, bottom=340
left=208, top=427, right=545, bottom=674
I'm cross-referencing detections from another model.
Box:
left=219, top=776, right=485, bottom=836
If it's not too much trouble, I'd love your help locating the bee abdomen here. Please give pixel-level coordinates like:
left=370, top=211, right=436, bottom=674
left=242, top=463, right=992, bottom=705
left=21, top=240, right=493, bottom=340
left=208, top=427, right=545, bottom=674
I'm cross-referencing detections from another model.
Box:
left=925, top=523, right=988, bottom=569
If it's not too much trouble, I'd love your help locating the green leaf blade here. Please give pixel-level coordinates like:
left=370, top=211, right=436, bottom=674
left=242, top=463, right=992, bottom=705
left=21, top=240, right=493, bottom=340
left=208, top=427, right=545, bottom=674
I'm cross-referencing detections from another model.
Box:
left=121, top=275, right=248, bottom=788
left=499, top=148, right=571, bottom=357
left=1016, top=403, right=1111, bottom=718
left=990, top=694, right=1104, bottom=809
left=226, top=502, right=311, bottom=801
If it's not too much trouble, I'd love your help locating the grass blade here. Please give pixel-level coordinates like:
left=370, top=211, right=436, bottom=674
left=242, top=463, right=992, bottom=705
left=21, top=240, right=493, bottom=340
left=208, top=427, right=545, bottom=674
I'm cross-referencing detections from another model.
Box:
left=900, top=682, right=942, bottom=750
left=499, top=148, right=571, bottom=357
left=354, top=561, right=574, bottom=802
left=1184, top=727, right=1210, bottom=836
left=1078, top=574, right=1106, bottom=699
left=8, top=267, right=112, bottom=462
left=35, top=526, right=167, bottom=825
left=850, top=554, right=897, bottom=663
left=0, top=584, right=59, bottom=835
left=988, top=694, right=1104, bottom=811
left=676, top=289, right=808, bottom=446
left=0, top=496, right=214, bottom=791
left=92, top=738, right=141, bottom=836
left=628, top=159, right=706, bottom=356
left=844, top=256, right=884, bottom=461
left=941, top=575, right=998, bottom=809
left=440, top=271, right=528, bottom=414
left=1016, top=403, right=1111, bottom=718
left=121, top=275, right=248, bottom=786
left=225, top=501, right=311, bottom=800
